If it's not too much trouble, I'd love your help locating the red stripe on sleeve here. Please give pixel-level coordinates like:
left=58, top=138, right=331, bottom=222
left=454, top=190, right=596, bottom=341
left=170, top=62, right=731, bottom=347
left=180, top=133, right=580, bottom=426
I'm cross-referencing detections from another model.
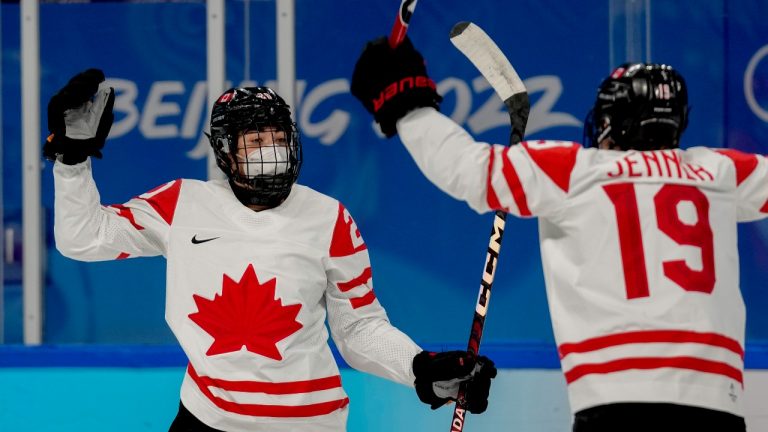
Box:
left=107, top=204, right=144, bottom=230
left=563, top=356, right=743, bottom=386
left=486, top=147, right=503, bottom=210
left=501, top=147, right=532, bottom=216
left=336, top=267, right=376, bottom=309
left=716, top=149, right=758, bottom=186
left=337, top=267, right=372, bottom=292
left=350, top=291, right=377, bottom=309
left=761, top=199, right=768, bottom=213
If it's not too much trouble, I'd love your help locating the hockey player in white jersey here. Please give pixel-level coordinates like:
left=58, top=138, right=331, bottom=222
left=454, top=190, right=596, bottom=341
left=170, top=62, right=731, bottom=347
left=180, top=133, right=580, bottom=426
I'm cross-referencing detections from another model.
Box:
left=351, top=37, right=768, bottom=431
left=45, top=69, right=497, bottom=431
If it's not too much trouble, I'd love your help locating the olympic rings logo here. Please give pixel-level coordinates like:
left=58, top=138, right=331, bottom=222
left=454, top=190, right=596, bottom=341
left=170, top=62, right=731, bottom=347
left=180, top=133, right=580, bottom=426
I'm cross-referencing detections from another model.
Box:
left=744, top=44, right=768, bottom=122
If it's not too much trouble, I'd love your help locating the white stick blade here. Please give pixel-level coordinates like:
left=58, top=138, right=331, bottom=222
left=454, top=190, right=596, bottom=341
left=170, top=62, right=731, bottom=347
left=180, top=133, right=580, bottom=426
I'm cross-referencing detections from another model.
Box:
left=450, top=22, right=525, bottom=101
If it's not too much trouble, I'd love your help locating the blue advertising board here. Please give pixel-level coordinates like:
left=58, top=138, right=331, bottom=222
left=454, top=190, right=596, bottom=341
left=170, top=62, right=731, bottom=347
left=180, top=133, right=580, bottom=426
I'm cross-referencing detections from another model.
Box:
left=1, top=0, right=766, bottom=361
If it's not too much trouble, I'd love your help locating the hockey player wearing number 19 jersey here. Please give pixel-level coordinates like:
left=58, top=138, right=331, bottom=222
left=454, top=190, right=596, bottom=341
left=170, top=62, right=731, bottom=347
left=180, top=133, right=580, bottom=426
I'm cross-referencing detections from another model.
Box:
left=352, top=38, right=768, bottom=431
left=47, top=70, right=496, bottom=431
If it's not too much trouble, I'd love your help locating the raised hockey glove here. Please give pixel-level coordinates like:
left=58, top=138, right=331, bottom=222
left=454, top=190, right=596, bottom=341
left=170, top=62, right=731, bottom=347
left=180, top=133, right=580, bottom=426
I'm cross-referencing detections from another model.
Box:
left=44, top=68, right=115, bottom=165
left=351, top=35, right=442, bottom=138
left=412, top=350, right=497, bottom=414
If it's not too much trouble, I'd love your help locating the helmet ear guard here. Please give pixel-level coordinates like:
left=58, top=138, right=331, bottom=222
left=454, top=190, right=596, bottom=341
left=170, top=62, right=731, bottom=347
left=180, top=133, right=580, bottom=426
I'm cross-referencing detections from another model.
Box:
left=584, top=63, right=689, bottom=151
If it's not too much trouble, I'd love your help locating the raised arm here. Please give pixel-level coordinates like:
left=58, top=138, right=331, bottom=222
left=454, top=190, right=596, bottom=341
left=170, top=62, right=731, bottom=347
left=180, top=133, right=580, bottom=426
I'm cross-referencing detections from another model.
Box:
left=47, top=69, right=171, bottom=261
left=352, top=37, right=580, bottom=219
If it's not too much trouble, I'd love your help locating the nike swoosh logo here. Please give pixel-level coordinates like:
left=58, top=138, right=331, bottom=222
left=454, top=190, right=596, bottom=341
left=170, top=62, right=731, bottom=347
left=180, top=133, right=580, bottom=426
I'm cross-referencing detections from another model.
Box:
left=191, top=235, right=220, bottom=244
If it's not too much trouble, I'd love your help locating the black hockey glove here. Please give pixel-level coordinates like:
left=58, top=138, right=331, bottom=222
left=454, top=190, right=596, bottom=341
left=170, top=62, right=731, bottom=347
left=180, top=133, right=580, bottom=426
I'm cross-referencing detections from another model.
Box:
left=44, top=68, right=115, bottom=165
left=351, top=35, right=442, bottom=138
left=412, top=350, right=497, bottom=414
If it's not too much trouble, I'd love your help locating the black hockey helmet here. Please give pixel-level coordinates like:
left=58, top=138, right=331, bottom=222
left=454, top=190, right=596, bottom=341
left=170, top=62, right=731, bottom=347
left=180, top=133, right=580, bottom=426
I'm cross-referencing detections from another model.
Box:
left=584, top=63, right=689, bottom=150
left=209, top=87, right=302, bottom=207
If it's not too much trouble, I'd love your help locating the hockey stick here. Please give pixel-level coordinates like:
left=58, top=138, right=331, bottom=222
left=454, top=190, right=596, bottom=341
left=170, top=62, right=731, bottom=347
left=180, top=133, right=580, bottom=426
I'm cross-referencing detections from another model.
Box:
left=389, top=0, right=419, bottom=48
left=447, top=22, right=529, bottom=432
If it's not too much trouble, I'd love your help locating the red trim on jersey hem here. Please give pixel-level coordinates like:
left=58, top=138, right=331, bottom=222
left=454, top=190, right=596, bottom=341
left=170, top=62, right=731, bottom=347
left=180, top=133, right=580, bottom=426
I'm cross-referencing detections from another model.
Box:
left=187, top=364, right=349, bottom=417
left=116, top=252, right=130, bottom=260
left=188, top=364, right=342, bottom=394
left=557, top=329, right=744, bottom=360
left=501, top=147, right=532, bottom=216
left=563, top=356, right=743, bottom=386
left=761, top=199, right=768, bottom=214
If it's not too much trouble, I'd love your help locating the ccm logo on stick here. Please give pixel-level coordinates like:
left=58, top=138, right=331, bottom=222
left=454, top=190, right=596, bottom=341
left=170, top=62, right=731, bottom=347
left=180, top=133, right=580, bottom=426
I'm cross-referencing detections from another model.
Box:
left=373, top=76, right=436, bottom=112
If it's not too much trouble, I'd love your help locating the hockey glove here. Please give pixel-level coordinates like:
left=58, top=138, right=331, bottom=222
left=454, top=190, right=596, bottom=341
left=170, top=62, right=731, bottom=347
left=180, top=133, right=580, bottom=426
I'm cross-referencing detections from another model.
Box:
left=412, top=350, right=497, bottom=414
left=351, top=35, right=442, bottom=138
left=44, top=68, right=115, bottom=165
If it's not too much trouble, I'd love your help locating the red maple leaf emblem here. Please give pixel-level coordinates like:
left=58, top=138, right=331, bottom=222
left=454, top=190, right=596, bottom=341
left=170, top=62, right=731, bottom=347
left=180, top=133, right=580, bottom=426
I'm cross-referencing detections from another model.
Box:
left=188, top=264, right=303, bottom=360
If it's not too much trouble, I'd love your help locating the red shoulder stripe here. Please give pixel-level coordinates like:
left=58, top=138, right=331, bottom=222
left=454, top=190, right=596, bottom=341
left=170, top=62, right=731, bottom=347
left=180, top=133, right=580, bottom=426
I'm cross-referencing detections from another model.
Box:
left=329, top=203, right=367, bottom=257
left=716, top=149, right=758, bottom=186
left=138, top=179, right=182, bottom=225
left=522, top=141, right=579, bottom=193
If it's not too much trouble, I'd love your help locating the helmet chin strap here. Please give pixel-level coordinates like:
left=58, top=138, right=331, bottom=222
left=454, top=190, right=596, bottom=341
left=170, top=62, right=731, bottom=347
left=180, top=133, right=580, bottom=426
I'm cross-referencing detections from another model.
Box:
left=228, top=178, right=289, bottom=209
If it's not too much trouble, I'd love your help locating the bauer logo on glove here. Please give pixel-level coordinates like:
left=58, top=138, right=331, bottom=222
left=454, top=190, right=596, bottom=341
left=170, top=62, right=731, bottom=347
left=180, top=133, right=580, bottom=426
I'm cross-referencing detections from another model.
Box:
left=373, top=75, right=437, bottom=113
left=351, top=35, right=442, bottom=138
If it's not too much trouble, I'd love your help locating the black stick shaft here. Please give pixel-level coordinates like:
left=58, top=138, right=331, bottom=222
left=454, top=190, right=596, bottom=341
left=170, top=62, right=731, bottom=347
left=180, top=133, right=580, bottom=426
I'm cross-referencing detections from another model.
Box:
left=450, top=211, right=506, bottom=431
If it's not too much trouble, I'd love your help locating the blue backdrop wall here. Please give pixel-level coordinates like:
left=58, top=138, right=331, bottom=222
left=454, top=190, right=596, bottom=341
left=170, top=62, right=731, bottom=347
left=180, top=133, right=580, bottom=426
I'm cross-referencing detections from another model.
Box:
left=1, top=0, right=767, bottom=357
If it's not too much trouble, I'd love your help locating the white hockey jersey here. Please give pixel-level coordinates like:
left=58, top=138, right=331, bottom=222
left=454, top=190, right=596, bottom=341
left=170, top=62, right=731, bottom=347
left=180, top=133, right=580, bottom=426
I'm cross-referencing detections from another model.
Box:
left=398, top=107, right=768, bottom=417
left=53, top=159, right=422, bottom=432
